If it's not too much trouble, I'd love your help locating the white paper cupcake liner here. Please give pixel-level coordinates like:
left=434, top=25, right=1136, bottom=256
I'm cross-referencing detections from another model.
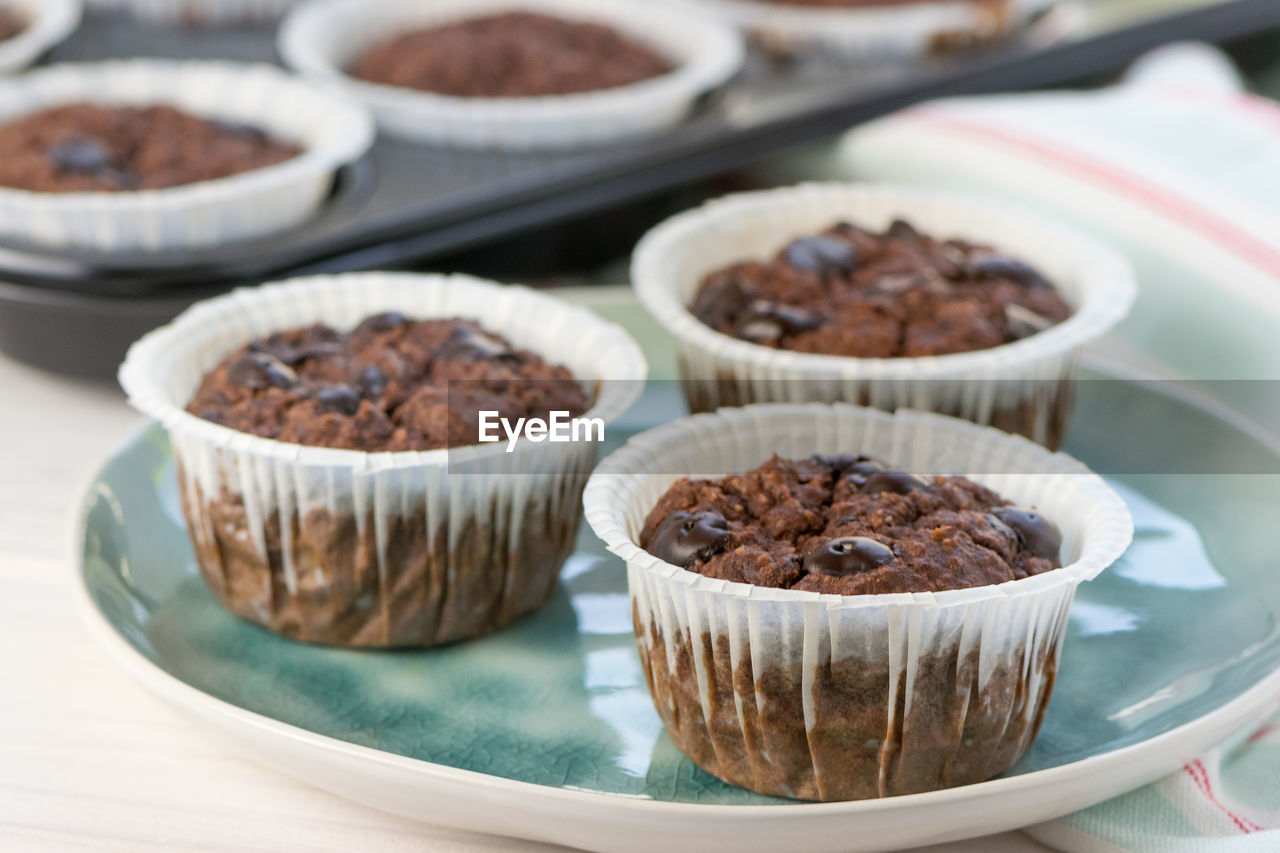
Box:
left=119, top=272, right=648, bottom=647
left=0, top=0, right=80, bottom=75
left=631, top=182, right=1137, bottom=447
left=583, top=402, right=1133, bottom=800
left=0, top=60, right=373, bottom=252
left=691, top=0, right=1056, bottom=60
left=278, top=0, right=744, bottom=150
left=85, top=0, right=297, bottom=26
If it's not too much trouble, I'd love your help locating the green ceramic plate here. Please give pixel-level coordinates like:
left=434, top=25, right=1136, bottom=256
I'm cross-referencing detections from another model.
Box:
left=76, top=294, right=1280, bottom=852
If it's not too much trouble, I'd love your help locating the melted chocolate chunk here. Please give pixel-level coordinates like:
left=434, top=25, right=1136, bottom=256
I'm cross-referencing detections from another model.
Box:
left=436, top=326, right=520, bottom=362
left=355, top=364, right=388, bottom=399
left=691, top=275, right=751, bottom=331
left=252, top=331, right=344, bottom=366
left=1005, top=304, right=1055, bottom=341
left=315, top=384, right=361, bottom=416
left=814, top=453, right=886, bottom=487
left=355, top=312, right=409, bottom=336
left=733, top=299, right=823, bottom=343
left=990, top=507, right=1062, bottom=561
left=860, top=469, right=928, bottom=496
left=814, top=453, right=864, bottom=471
left=803, top=537, right=894, bottom=577
left=648, top=511, right=732, bottom=569
left=966, top=254, right=1053, bottom=289
left=227, top=352, right=298, bottom=390
left=783, top=235, right=857, bottom=278
left=47, top=138, right=113, bottom=174
left=844, top=459, right=886, bottom=488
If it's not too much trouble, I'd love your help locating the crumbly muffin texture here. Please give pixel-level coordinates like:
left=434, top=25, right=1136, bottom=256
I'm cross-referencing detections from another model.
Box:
left=0, top=104, right=302, bottom=193
left=690, top=218, right=1073, bottom=358
left=639, top=453, right=1061, bottom=595
left=187, top=313, right=589, bottom=452
left=348, top=12, right=672, bottom=98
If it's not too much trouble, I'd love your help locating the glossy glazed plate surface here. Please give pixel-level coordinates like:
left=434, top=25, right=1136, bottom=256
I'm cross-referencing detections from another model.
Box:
left=77, top=301, right=1280, bottom=852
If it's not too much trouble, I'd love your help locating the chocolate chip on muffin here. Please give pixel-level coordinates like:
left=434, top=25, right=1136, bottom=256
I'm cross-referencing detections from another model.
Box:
left=640, top=452, right=1061, bottom=594
left=348, top=12, right=672, bottom=98
left=690, top=219, right=1072, bottom=357
left=0, top=104, right=302, bottom=193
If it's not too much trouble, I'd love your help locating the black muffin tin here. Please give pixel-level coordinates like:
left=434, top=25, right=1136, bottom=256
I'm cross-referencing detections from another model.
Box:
left=5, top=0, right=1280, bottom=377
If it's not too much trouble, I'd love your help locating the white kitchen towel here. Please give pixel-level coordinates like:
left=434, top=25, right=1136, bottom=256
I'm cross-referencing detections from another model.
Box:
left=830, top=41, right=1280, bottom=435
left=833, top=43, right=1280, bottom=385
left=1028, top=705, right=1280, bottom=851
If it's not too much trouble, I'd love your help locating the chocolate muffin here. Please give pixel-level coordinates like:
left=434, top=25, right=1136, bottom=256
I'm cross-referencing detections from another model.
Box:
left=348, top=12, right=673, bottom=98
left=0, top=104, right=301, bottom=193
left=168, top=308, right=604, bottom=647
left=187, top=314, right=589, bottom=451
left=586, top=402, right=1131, bottom=802
left=691, top=218, right=1072, bottom=358
left=0, top=9, right=24, bottom=42
left=635, top=452, right=1064, bottom=800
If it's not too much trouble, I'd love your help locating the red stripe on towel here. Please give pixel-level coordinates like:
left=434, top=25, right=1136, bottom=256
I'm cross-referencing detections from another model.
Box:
left=907, top=109, right=1280, bottom=282
left=1182, top=759, right=1262, bottom=833
left=1246, top=721, right=1280, bottom=745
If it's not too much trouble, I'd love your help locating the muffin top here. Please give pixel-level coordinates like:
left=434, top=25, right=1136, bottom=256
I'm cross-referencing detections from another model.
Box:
left=690, top=218, right=1072, bottom=358
left=0, top=9, right=24, bottom=42
left=639, top=453, right=1061, bottom=595
left=0, top=104, right=302, bottom=193
left=187, top=313, right=590, bottom=452
left=348, top=12, right=673, bottom=98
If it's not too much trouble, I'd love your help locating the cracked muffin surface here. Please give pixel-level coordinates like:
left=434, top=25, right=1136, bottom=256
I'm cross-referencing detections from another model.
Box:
left=187, top=314, right=589, bottom=452
left=0, top=105, right=302, bottom=193
left=640, top=452, right=1062, bottom=595
left=690, top=218, right=1073, bottom=358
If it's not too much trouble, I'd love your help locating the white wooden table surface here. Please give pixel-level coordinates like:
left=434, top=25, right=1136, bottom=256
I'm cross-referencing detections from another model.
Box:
left=0, top=351, right=1055, bottom=853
